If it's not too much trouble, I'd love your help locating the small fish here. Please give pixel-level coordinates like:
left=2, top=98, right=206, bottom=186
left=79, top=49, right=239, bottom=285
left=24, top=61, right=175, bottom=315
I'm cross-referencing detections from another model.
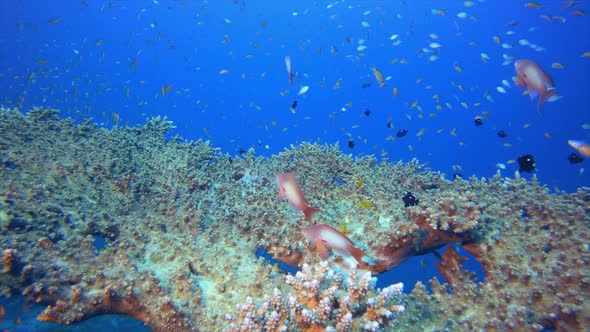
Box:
left=552, top=62, right=565, bottom=69
left=524, top=2, right=541, bottom=8
left=431, top=8, right=446, bottom=16
left=371, top=66, right=384, bottom=87
left=356, top=199, right=374, bottom=209
left=161, top=84, right=172, bottom=96
left=302, top=224, right=365, bottom=264
left=496, top=86, right=507, bottom=94
left=48, top=17, right=62, bottom=24
left=285, top=56, right=294, bottom=83
left=571, top=9, right=585, bottom=16
left=568, top=140, right=590, bottom=157
left=276, top=173, right=320, bottom=221
left=298, top=85, right=309, bottom=95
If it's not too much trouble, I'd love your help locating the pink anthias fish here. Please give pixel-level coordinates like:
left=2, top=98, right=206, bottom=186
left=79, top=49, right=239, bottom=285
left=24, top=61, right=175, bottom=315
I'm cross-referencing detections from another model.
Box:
left=514, top=59, right=560, bottom=112
left=302, top=224, right=366, bottom=264
left=276, top=173, right=320, bottom=221
left=568, top=140, right=590, bottom=157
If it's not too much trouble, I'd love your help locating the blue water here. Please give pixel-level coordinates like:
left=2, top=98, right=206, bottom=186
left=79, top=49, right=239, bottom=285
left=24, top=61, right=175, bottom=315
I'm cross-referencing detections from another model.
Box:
left=1, top=1, right=589, bottom=330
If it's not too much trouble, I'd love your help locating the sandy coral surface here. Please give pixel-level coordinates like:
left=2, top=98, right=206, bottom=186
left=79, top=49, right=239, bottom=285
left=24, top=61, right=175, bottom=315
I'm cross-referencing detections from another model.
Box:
left=0, top=107, right=588, bottom=331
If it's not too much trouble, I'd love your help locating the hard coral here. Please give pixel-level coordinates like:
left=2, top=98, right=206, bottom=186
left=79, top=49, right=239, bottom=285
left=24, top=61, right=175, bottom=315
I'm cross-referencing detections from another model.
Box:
left=227, top=261, right=404, bottom=332
left=400, top=184, right=590, bottom=331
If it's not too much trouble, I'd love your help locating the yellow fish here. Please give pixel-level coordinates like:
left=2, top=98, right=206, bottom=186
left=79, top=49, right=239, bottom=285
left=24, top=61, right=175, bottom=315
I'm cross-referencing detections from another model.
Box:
left=371, top=66, right=384, bottom=87
left=524, top=2, right=541, bottom=8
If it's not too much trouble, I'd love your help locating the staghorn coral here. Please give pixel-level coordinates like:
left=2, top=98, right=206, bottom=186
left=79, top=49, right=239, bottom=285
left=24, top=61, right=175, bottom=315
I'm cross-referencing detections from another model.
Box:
left=226, top=261, right=404, bottom=332
left=0, top=106, right=588, bottom=331
left=400, top=183, right=590, bottom=331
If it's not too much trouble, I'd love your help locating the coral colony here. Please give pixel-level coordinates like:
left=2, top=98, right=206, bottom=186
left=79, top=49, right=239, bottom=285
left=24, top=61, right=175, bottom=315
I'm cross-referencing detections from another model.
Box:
left=0, top=107, right=589, bottom=331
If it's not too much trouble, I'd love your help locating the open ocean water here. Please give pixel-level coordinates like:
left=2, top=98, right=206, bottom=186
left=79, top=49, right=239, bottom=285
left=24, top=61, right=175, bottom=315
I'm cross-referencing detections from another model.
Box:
left=0, top=1, right=589, bottom=331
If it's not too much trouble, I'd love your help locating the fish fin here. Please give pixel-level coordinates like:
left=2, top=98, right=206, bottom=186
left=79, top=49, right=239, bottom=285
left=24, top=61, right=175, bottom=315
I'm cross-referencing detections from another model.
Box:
left=316, top=242, right=330, bottom=259
left=528, top=88, right=538, bottom=100
left=277, top=186, right=285, bottom=203
left=348, top=246, right=366, bottom=264
left=303, top=206, right=320, bottom=221
left=515, top=75, right=525, bottom=88
left=536, top=97, right=543, bottom=113
left=537, top=91, right=552, bottom=113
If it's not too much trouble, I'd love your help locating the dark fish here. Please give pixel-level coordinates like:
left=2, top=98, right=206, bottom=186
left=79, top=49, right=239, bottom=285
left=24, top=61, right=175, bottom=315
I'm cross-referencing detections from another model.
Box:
left=364, top=108, right=371, bottom=116
left=348, top=138, right=355, bottom=149
left=361, top=82, right=372, bottom=88
left=402, top=191, right=419, bottom=207
left=474, top=117, right=483, bottom=126
left=396, top=129, right=408, bottom=137
left=497, top=130, right=507, bottom=138
left=568, top=153, right=583, bottom=164
left=518, top=154, right=536, bottom=173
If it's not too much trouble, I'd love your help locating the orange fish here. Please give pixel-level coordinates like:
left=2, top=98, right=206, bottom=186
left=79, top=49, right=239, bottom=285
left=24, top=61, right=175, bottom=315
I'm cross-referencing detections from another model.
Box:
left=276, top=173, right=320, bottom=221
left=514, top=59, right=557, bottom=112
left=302, top=224, right=365, bottom=264
left=568, top=140, right=590, bottom=157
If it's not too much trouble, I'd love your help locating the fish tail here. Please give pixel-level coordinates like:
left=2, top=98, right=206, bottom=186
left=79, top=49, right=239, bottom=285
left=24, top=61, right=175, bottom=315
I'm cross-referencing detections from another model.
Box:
left=537, top=92, right=549, bottom=113
left=303, top=206, right=320, bottom=221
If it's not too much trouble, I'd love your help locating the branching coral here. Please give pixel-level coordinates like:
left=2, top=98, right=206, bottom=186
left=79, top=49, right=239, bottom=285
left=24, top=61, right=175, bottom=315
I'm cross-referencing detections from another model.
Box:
left=227, top=261, right=404, bottom=332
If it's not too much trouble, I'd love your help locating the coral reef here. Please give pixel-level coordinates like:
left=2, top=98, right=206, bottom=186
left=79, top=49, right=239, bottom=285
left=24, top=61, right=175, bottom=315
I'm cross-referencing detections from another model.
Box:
left=226, top=261, right=404, bottom=331
left=0, top=106, right=588, bottom=331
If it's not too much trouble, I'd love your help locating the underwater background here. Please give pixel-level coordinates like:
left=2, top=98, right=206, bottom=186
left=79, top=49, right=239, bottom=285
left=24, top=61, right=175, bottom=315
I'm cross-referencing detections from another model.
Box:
left=0, top=1, right=589, bottom=331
